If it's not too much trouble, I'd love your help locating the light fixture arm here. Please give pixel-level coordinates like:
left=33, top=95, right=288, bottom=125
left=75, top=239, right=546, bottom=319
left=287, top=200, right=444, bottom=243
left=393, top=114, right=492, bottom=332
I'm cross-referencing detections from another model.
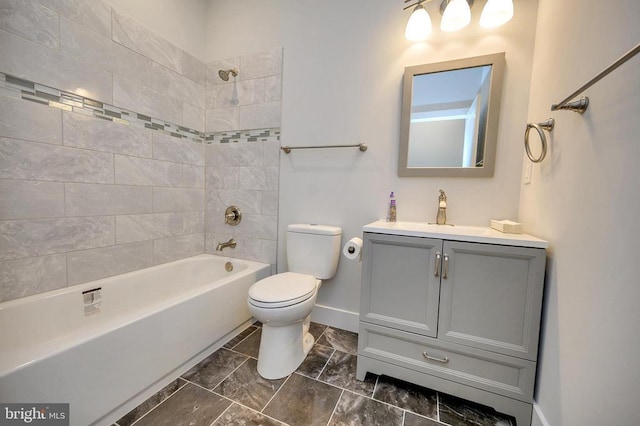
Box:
left=403, top=0, right=430, bottom=11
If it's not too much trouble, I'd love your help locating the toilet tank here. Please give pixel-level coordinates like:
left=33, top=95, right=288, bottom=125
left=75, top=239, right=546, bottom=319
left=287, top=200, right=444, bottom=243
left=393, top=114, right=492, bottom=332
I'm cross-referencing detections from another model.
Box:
left=286, top=224, right=342, bottom=279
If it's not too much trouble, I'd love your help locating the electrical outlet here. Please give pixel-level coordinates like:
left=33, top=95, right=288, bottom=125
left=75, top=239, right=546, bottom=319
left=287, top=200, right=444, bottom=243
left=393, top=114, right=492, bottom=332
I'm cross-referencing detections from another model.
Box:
left=524, top=161, right=532, bottom=185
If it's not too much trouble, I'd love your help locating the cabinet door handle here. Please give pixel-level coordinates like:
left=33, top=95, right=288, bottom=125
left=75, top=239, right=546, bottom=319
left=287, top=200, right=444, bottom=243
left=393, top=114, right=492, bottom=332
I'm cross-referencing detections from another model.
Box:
left=434, top=252, right=442, bottom=277
left=422, top=351, right=449, bottom=363
left=443, top=254, right=449, bottom=279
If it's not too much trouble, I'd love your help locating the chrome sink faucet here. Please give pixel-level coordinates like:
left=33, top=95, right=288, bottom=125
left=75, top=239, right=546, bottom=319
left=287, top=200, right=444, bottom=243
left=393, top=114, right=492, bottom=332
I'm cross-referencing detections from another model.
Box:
left=436, top=190, right=447, bottom=225
left=216, top=238, right=236, bottom=252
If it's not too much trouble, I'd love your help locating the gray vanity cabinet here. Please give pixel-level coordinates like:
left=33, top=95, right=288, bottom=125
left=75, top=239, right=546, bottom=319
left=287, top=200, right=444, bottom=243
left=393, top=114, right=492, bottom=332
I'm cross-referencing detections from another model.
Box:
left=357, top=230, right=547, bottom=426
left=360, top=233, right=441, bottom=338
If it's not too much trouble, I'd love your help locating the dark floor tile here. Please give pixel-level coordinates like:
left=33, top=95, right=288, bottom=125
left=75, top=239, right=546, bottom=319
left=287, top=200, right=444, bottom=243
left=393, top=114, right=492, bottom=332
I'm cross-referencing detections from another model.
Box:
left=328, top=390, right=403, bottom=426
left=233, top=328, right=261, bottom=358
left=404, top=412, right=447, bottom=426
left=224, top=325, right=258, bottom=349
left=297, top=343, right=334, bottom=379
left=319, top=350, right=377, bottom=396
left=263, top=373, right=342, bottom=426
left=134, top=383, right=230, bottom=426
left=316, top=327, right=359, bottom=354
left=214, top=358, right=287, bottom=411
left=438, top=393, right=515, bottom=426
left=373, top=375, right=437, bottom=419
left=117, top=378, right=186, bottom=426
left=212, top=403, right=284, bottom=426
left=181, top=347, right=248, bottom=390
left=309, top=322, right=328, bottom=340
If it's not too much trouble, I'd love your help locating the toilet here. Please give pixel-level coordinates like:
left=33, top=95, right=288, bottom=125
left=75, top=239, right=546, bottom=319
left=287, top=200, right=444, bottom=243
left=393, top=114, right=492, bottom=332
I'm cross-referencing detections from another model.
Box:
left=247, top=224, right=342, bottom=379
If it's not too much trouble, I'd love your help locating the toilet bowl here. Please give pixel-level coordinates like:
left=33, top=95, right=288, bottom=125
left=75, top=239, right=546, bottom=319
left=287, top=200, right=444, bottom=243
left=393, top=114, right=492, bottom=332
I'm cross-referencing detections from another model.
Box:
left=248, top=272, right=320, bottom=379
left=247, top=224, right=342, bottom=380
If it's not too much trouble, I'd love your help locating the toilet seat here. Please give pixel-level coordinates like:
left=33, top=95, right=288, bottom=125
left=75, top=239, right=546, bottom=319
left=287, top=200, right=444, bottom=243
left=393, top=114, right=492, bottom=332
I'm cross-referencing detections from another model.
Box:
left=248, top=272, right=318, bottom=308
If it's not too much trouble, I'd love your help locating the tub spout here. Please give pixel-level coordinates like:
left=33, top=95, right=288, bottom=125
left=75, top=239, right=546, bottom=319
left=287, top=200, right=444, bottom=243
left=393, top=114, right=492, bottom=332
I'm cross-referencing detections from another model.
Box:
left=216, top=238, right=236, bottom=252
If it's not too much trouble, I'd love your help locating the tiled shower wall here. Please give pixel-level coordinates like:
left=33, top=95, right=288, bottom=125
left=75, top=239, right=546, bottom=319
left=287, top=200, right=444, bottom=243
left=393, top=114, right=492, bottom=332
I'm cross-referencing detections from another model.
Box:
left=204, top=49, right=283, bottom=270
left=0, top=1, right=282, bottom=302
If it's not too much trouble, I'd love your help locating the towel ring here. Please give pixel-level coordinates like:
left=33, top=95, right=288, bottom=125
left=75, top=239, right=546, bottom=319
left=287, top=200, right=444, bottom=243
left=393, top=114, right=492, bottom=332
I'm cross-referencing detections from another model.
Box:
left=524, top=118, right=554, bottom=163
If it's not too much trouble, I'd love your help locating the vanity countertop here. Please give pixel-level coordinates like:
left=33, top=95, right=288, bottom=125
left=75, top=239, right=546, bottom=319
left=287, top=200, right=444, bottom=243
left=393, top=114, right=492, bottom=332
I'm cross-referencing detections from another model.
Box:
left=363, top=220, right=549, bottom=249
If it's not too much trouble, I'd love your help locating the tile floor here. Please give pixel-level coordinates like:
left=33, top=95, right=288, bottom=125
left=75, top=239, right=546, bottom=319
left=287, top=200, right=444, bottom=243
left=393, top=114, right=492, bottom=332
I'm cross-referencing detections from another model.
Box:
left=114, top=323, right=515, bottom=426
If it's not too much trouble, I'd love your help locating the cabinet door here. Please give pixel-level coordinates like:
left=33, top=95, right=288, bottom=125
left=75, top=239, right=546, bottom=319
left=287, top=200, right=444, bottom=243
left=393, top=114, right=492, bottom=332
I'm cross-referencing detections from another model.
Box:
left=360, top=233, right=442, bottom=337
left=438, top=241, right=546, bottom=360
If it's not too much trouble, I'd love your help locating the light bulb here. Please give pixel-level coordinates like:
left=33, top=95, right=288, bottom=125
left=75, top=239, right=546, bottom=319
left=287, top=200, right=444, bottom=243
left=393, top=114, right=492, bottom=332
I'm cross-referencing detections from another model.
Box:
left=480, top=0, right=514, bottom=28
left=405, top=4, right=432, bottom=41
left=441, top=0, right=471, bottom=32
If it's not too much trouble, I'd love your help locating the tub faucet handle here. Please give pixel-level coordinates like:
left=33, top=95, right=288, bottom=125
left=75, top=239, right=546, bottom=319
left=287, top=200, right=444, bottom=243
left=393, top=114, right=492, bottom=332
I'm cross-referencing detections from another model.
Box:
left=216, top=238, right=237, bottom=252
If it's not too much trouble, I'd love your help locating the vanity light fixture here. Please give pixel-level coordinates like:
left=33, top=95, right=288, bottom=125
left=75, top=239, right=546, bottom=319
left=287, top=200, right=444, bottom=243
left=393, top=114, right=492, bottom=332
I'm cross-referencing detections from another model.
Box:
left=404, top=0, right=514, bottom=40
left=479, top=0, right=514, bottom=28
left=404, top=0, right=432, bottom=41
left=440, top=0, right=472, bottom=32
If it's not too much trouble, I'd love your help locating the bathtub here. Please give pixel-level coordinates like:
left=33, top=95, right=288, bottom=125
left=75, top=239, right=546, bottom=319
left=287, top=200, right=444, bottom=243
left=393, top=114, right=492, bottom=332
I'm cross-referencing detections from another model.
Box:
left=0, top=254, right=270, bottom=425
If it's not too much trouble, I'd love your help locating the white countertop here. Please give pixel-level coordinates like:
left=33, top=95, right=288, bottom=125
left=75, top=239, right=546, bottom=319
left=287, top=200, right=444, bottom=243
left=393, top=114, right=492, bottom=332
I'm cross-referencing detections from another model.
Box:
left=363, top=220, right=549, bottom=249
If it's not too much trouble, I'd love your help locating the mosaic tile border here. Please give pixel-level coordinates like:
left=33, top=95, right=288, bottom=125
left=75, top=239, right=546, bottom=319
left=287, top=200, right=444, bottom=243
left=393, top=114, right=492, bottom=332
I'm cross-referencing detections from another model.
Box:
left=0, top=72, right=279, bottom=145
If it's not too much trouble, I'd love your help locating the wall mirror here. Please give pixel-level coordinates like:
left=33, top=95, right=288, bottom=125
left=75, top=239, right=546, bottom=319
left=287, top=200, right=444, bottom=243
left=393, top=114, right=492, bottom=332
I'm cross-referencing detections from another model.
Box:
left=398, top=52, right=505, bottom=177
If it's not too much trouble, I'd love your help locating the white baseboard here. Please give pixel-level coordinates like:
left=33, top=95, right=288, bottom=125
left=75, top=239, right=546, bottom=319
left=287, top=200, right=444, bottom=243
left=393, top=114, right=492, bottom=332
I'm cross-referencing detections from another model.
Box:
left=532, top=401, right=551, bottom=426
left=311, top=304, right=359, bottom=332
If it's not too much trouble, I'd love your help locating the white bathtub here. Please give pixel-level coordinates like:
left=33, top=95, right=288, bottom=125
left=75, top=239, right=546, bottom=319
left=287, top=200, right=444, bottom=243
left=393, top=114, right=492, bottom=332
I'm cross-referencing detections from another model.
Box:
left=0, top=254, right=270, bottom=425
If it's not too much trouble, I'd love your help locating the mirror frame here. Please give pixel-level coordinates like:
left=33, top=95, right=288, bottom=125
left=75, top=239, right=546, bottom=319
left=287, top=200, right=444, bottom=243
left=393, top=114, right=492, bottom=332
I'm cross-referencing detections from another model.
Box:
left=398, top=52, right=505, bottom=177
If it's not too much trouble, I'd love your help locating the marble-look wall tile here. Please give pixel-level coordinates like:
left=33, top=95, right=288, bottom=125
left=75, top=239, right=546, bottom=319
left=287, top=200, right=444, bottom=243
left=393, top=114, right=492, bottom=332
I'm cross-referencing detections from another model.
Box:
left=0, top=216, right=115, bottom=261
left=41, top=0, right=111, bottom=38
left=115, top=155, right=183, bottom=187
left=153, top=187, right=204, bottom=213
left=207, top=189, right=263, bottom=216
left=182, top=211, right=205, bottom=235
left=240, top=48, right=283, bottom=80
left=182, top=50, right=206, bottom=86
left=214, top=79, right=265, bottom=109
left=182, top=164, right=205, bottom=188
left=63, top=112, right=152, bottom=157
left=115, top=212, right=201, bottom=244
left=113, top=76, right=183, bottom=126
left=0, top=0, right=59, bottom=48
left=0, top=29, right=112, bottom=102
left=111, top=11, right=204, bottom=84
left=58, top=17, right=155, bottom=91
left=262, top=191, right=279, bottom=216
left=65, top=183, right=152, bottom=216
left=152, top=133, right=204, bottom=166
left=264, top=75, right=282, bottom=102
left=237, top=166, right=279, bottom=191
left=206, top=107, right=239, bottom=133
left=263, top=141, right=281, bottom=167
left=206, top=142, right=263, bottom=168
left=0, top=137, right=114, bottom=183
left=152, top=63, right=205, bottom=110
left=205, top=167, right=239, bottom=190
left=66, top=240, right=153, bottom=285
left=239, top=102, right=281, bottom=130
left=0, top=254, right=67, bottom=302
left=0, top=179, right=64, bottom=220
left=261, top=239, right=277, bottom=265
left=153, top=233, right=204, bottom=264
left=0, top=95, right=62, bottom=145
left=183, top=103, right=205, bottom=133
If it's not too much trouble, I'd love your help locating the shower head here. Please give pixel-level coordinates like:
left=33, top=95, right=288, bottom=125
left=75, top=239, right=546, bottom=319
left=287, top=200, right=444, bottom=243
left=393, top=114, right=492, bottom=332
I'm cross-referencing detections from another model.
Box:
left=218, top=69, right=238, bottom=81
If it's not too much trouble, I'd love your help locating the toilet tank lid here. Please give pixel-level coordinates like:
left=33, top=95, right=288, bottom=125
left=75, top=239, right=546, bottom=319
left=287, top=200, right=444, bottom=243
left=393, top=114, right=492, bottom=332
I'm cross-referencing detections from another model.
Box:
left=287, top=224, right=342, bottom=235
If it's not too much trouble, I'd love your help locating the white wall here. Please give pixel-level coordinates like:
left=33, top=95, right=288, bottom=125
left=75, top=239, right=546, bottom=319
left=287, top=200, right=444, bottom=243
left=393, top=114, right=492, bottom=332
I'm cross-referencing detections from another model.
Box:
left=104, top=0, right=207, bottom=59
left=521, top=1, right=640, bottom=425
left=206, top=0, right=539, bottom=328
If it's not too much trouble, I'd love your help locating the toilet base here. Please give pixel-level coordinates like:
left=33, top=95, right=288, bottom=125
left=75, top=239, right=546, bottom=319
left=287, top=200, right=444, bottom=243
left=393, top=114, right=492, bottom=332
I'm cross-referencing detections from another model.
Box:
left=256, top=316, right=314, bottom=380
